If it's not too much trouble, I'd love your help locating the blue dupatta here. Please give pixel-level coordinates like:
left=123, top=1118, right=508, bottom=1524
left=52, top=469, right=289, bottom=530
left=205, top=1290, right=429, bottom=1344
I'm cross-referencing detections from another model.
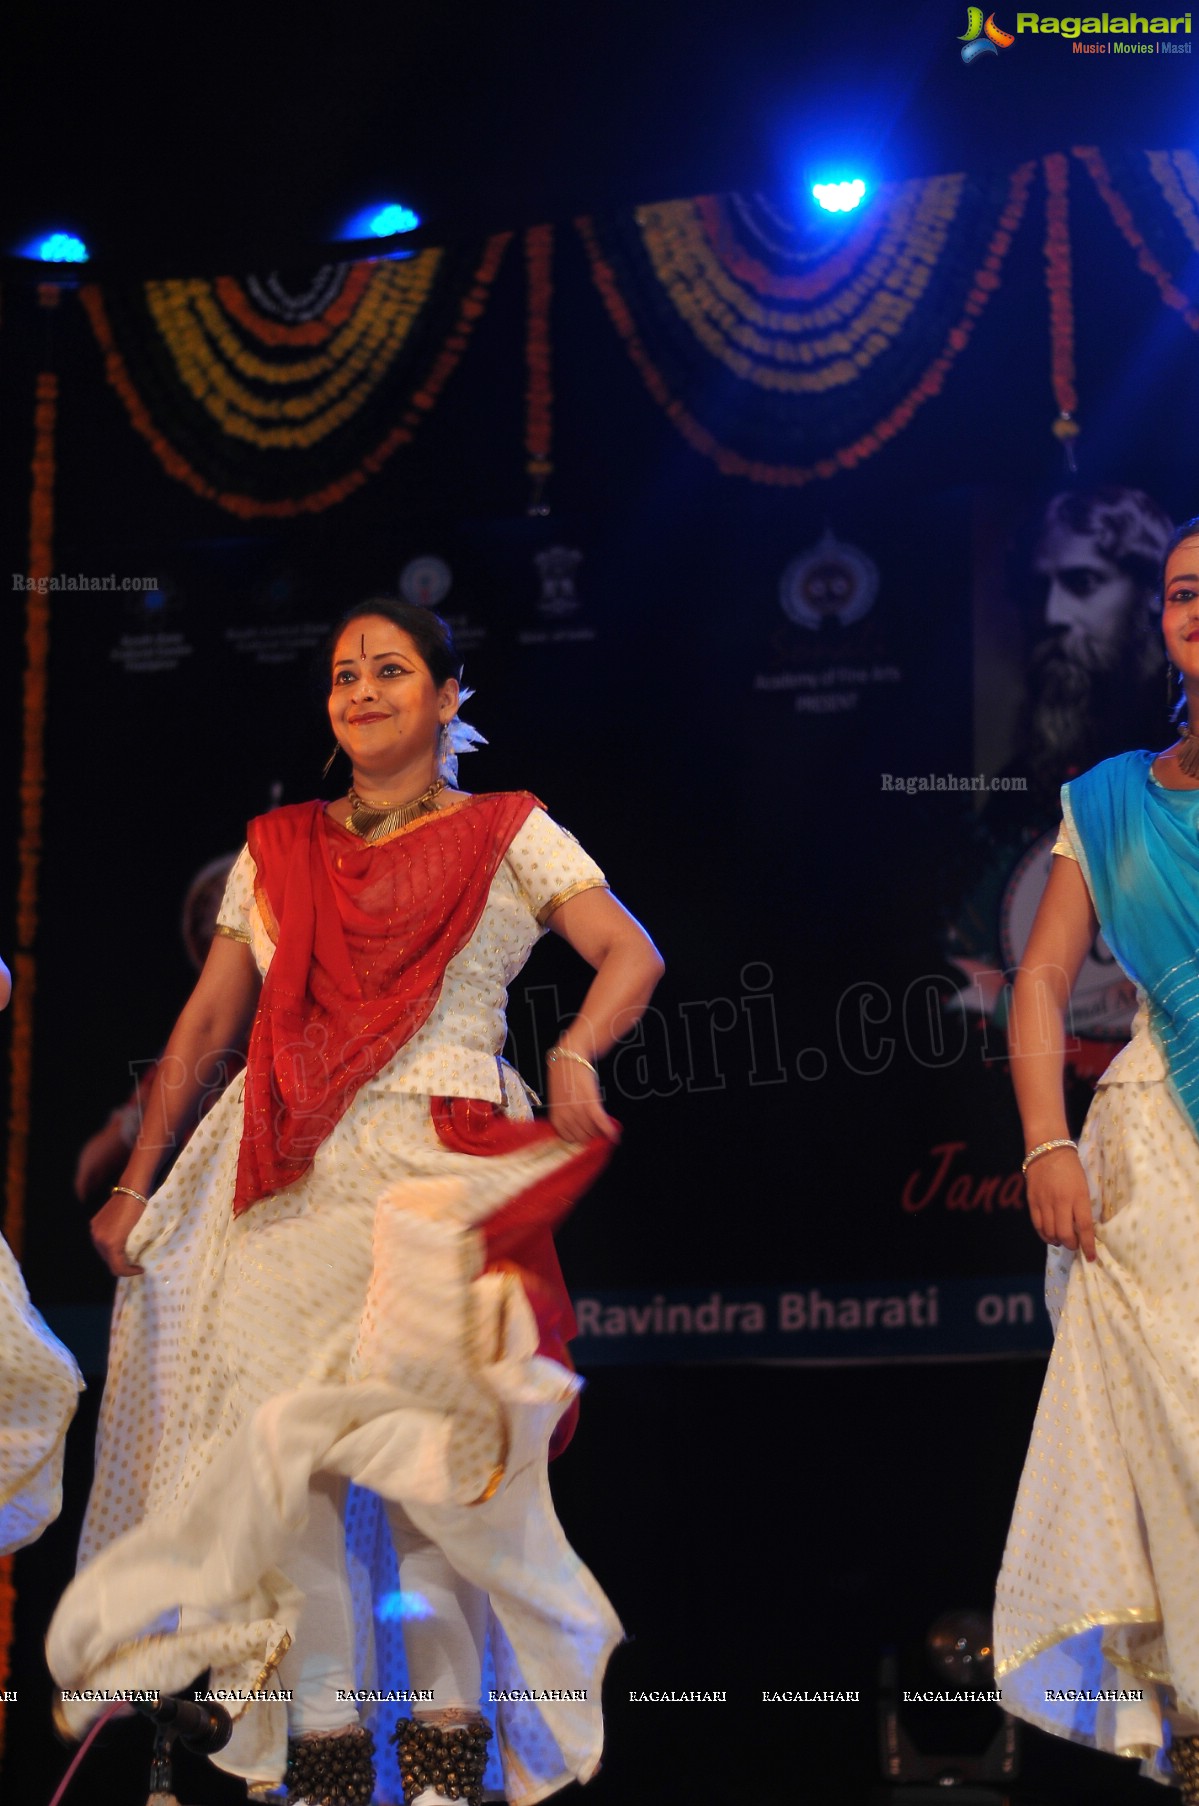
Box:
left=1064, top=749, right=1199, bottom=1144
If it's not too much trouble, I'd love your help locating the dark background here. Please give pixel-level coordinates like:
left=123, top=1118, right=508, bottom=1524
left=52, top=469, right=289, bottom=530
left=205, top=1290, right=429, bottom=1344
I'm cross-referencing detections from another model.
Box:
left=2, top=6, right=1197, bottom=1804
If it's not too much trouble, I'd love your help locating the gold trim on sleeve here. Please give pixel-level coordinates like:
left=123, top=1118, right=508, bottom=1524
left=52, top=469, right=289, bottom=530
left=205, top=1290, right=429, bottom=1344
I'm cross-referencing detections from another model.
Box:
left=537, top=877, right=609, bottom=928
left=213, top=923, right=251, bottom=945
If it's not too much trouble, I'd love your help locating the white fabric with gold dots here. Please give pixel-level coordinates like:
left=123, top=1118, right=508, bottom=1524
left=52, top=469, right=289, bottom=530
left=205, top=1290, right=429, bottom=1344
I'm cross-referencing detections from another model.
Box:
left=0, top=1232, right=83, bottom=1555
left=995, top=829, right=1199, bottom=1779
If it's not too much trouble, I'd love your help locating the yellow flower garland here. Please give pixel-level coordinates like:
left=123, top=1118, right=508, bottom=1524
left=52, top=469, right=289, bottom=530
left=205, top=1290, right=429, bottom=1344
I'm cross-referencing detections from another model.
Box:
left=634, top=176, right=966, bottom=393
left=82, top=232, right=512, bottom=517
left=142, top=255, right=443, bottom=447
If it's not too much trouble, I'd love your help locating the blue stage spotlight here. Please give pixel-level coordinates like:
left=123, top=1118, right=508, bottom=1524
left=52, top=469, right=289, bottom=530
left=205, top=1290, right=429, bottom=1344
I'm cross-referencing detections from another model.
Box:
left=811, top=180, right=867, bottom=215
left=27, top=231, right=90, bottom=263
left=340, top=201, right=421, bottom=242
left=368, top=203, right=420, bottom=237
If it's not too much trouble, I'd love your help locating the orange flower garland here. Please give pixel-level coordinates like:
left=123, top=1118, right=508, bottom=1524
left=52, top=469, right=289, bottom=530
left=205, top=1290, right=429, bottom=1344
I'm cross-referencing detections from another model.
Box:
left=525, top=224, right=554, bottom=503
left=214, top=263, right=375, bottom=347
left=694, top=192, right=886, bottom=302
left=1074, top=145, right=1199, bottom=334
left=633, top=179, right=968, bottom=394
left=141, top=256, right=444, bottom=445
left=1, top=290, right=59, bottom=1752
left=1042, top=154, right=1079, bottom=460
left=1145, top=149, right=1199, bottom=255
left=82, top=235, right=512, bottom=518
left=576, top=162, right=1035, bottom=487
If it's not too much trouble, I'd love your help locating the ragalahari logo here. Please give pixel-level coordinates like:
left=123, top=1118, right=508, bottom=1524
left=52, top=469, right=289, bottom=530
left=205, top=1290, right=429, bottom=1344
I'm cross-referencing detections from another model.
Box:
left=960, top=6, right=1017, bottom=56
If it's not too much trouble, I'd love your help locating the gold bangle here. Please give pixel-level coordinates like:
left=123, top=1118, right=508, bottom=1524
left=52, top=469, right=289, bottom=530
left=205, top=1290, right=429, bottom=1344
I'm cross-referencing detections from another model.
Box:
left=546, top=1044, right=598, bottom=1077
left=1021, top=1138, right=1078, bottom=1176
left=110, top=1184, right=149, bottom=1206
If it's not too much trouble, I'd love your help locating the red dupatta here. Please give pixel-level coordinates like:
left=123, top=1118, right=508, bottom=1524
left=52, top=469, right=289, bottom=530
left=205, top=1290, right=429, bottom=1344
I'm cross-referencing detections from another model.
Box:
left=232, top=791, right=538, bottom=1214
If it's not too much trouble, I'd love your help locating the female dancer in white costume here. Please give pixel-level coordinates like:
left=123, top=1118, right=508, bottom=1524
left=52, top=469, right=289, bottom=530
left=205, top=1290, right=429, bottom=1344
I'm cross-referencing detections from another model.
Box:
left=48, top=604, right=663, bottom=1806
left=995, top=519, right=1199, bottom=1798
left=0, top=955, right=84, bottom=1555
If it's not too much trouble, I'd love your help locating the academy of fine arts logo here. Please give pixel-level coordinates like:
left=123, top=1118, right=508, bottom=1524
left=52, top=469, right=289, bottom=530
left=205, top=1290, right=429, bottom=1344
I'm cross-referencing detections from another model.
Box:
left=959, top=6, right=1016, bottom=56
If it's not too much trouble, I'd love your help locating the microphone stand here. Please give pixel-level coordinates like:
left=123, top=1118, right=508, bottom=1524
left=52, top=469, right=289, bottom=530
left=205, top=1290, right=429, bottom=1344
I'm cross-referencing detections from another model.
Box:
left=146, top=1722, right=195, bottom=1806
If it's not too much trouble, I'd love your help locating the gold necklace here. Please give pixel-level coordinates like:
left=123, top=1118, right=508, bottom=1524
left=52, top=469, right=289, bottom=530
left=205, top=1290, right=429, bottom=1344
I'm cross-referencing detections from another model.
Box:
left=344, top=777, right=446, bottom=841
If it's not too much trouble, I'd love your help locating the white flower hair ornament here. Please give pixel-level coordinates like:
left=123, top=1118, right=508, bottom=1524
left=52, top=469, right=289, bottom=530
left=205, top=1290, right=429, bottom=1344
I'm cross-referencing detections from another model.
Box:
left=439, top=686, right=487, bottom=786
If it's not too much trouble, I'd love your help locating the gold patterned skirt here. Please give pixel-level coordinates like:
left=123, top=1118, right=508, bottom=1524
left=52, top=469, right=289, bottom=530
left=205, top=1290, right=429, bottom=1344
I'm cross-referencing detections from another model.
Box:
left=0, top=1233, right=82, bottom=1555
left=994, top=1071, right=1199, bottom=1784
left=46, top=1070, right=620, bottom=1803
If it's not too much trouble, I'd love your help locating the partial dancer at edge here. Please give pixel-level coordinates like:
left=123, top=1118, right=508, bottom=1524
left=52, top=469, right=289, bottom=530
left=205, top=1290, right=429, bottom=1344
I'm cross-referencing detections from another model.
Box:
left=994, top=517, right=1199, bottom=1798
left=0, top=954, right=84, bottom=1555
left=48, top=602, right=664, bottom=1806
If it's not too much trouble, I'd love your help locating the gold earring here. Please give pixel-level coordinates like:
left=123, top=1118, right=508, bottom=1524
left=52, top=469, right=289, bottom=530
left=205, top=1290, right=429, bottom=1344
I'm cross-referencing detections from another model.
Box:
left=321, top=743, right=341, bottom=779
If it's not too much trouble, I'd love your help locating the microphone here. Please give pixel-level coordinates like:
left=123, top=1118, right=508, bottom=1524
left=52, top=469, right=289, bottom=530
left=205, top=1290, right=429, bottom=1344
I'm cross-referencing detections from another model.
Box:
left=132, top=1694, right=233, bottom=1754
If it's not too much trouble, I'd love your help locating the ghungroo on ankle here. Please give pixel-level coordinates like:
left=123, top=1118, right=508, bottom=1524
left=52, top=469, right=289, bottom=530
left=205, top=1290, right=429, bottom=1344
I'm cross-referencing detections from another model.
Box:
left=1174, top=1733, right=1199, bottom=1804
left=391, top=1715, right=491, bottom=1805
left=284, top=1723, right=376, bottom=1805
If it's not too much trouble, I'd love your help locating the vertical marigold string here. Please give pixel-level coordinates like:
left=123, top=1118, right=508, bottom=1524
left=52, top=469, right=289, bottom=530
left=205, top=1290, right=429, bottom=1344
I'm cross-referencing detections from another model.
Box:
left=525, top=224, right=554, bottom=515
left=0, top=284, right=60, bottom=1752
left=1043, top=154, right=1079, bottom=473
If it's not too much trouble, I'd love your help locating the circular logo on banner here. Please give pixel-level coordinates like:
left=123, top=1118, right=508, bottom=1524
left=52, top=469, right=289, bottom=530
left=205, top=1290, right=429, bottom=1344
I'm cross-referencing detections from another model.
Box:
left=779, top=529, right=879, bottom=630
left=399, top=555, right=453, bottom=611
left=999, top=829, right=1136, bottom=1041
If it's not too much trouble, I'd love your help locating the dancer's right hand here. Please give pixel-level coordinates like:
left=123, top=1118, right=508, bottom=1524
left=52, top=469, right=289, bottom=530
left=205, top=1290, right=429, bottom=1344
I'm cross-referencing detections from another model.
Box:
left=90, top=1190, right=147, bottom=1277
left=1025, top=1149, right=1097, bottom=1262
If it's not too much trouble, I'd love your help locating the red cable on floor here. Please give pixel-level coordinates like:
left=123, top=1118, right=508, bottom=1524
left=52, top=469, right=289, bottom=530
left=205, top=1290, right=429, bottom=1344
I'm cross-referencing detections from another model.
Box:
left=46, top=1701, right=124, bottom=1806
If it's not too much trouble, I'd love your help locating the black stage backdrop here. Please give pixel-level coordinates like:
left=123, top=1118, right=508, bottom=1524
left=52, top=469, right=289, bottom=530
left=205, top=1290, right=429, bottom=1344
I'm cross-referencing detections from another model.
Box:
left=2, top=159, right=1198, bottom=1802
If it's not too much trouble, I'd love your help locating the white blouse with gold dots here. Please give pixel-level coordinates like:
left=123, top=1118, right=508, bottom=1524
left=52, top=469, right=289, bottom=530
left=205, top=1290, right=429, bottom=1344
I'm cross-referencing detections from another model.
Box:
left=214, top=803, right=608, bottom=1104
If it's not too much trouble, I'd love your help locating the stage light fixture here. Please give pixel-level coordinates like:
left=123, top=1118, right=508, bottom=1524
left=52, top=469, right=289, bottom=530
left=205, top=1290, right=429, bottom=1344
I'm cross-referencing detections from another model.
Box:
left=812, top=180, right=867, bottom=214
left=29, top=231, right=90, bottom=262
left=369, top=203, right=420, bottom=236
left=341, top=201, right=422, bottom=242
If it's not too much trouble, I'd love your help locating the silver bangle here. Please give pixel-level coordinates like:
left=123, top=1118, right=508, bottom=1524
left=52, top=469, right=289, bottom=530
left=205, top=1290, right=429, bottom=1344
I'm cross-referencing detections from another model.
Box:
left=1021, top=1138, right=1078, bottom=1176
left=109, top=1183, right=149, bottom=1206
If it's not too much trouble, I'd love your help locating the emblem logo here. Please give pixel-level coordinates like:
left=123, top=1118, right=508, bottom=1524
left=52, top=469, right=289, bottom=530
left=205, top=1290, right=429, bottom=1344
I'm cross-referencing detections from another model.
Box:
left=779, top=529, right=879, bottom=631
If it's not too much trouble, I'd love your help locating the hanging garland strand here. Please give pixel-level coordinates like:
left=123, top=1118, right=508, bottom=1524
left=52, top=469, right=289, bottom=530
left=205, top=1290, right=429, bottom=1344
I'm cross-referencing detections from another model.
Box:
left=0, top=287, right=60, bottom=1755
left=1145, top=148, right=1199, bottom=254
left=525, top=224, right=554, bottom=514
left=81, top=234, right=512, bottom=518
left=1074, top=145, right=1199, bottom=333
left=1043, top=153, right=1079, bottom=470
left=576, top=161, right=1035, bottom=487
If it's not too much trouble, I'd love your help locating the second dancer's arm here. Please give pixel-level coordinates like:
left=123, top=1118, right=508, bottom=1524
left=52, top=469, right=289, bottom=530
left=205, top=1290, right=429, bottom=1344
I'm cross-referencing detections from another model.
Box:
left=1008, top=853, right=1100, bottom=1262
left=90, top=934, right=261, bottom=1277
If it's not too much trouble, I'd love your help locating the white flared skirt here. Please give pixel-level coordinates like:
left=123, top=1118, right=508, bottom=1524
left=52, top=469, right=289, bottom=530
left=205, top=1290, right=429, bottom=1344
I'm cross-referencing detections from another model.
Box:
left=46, top=1070, right=621, bottom=1803
left=0, top=1233, right=82, bottom=1556
left=995, top=1072, right=1199, bottom=1784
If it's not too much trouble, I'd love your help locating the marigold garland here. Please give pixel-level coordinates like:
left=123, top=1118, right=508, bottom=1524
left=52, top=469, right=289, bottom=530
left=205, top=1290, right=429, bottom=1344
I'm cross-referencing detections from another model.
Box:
left=1145, top=149, right=1199, bottom=256
left=633, top=178, right=968, bottom=393
left=141, top=255, right=443, bottom=444
left=694, top=192, right=886, bottom=302
left=577, top=161, right=1034, bottom=486
left=1074, top=145, right=1199, bottom=334
left=82, top=234, right=512, bottom=518
left=525, top=224, right=554, bottom=494
left=214, top=262, right=375, bottom=347
left=1, top=294, right=58, bottom=1754
left=1042, top=154, right=1079, bottom=457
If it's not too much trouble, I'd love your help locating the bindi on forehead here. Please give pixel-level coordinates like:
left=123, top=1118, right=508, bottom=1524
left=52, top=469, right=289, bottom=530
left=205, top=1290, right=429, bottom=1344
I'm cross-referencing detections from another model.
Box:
left=360, top=631, right=366, bottom=657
